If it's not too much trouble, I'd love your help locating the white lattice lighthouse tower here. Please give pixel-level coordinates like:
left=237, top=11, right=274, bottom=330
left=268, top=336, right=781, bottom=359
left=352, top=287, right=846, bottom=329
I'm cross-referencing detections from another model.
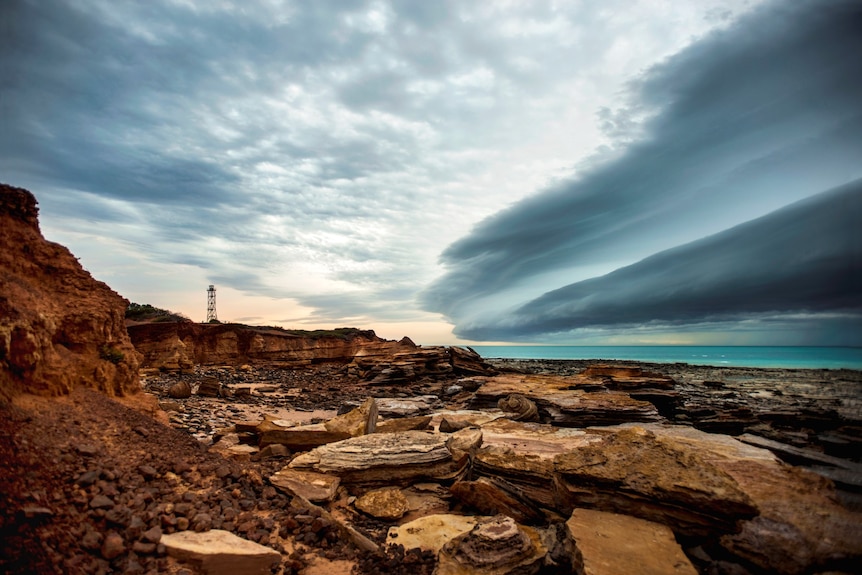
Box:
left=206, top=285, right=218, bottom=322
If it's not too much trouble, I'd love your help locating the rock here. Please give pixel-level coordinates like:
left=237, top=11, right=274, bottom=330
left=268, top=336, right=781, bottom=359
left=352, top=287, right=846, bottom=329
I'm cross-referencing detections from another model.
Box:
left=566, top=508, right=697, bottom=575
left=375, top=415, right=432, bottom=433
left=471, top=373, right=662, bottom=426
left=439, top=418, right=472, bottom=433
left=716, top=458, right=862, bottom=574
left=324, top=397, right=377, bottom=437
left=168, top=381, right=192, bottom=399
left=386, top=514, right=483, bottom=553
left=555, top=426, right=757, bottom=537
left=90, top=494, right=114, bottom=509
left=436, top=515, right=547, bottom=575
left=450, top=477, right=546, bottom=525
left=17, top=506, right=53, bottom=523
left=196, top=377, right=221, bottom=397
left=160, top=529, right=281, bottom=575
left=270, top=468, right=341, bottom=503
left=376, top=396, right=443, bottom=417
left=445, top=427, right=483, bottom=459
left=355, top=487, right=409, bottom=520
left=289, top=431, right=467, bottom=486
left=0, top=184, right=140, bottom=400
left=258, top=422, right=351, bottom=452
left=497, top=394, right=539, bottom=422
left=257, top=444, right=291, bottom=459
left=142, top=526, right=163, bottom=544
left=101, top=532, right=125, bottom=560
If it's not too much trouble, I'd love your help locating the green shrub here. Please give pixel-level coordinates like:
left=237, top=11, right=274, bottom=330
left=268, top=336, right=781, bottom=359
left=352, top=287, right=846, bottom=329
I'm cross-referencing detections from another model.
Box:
left=99, top=344, right=124, bottom=364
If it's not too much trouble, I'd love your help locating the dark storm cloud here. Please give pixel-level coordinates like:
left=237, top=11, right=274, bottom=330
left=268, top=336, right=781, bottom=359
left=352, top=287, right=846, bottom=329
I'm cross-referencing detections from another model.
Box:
left=422, top=0, right=862, bottom=333
left=456, top=180, right=862, bottom=340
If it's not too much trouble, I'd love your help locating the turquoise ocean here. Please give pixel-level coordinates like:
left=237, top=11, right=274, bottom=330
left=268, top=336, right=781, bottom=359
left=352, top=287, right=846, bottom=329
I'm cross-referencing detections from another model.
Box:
left=469, top=346, right=862, bottom=370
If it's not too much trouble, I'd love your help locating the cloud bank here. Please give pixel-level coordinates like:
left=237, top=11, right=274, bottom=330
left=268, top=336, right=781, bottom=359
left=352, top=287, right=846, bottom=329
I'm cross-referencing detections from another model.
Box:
left=422, top=0, right=862, bottom=344
left=1, top=0, right=757, bottom=336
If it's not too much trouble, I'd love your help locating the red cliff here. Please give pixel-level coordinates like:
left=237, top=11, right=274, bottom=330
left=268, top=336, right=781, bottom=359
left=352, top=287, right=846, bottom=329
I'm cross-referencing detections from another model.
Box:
left=0, top=184, right=140, bottom=400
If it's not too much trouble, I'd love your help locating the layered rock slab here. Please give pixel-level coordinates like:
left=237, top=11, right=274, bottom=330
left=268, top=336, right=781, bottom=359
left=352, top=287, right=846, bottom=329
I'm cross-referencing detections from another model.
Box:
left=470, top=373, right=661, bottom=426
left=160, top=529, right=281, bottom=575
left=288, top=430, right=466, bottom=486
left=566, top=508, right=697, bottom=575
left=555, top=426, right=757, bottom=536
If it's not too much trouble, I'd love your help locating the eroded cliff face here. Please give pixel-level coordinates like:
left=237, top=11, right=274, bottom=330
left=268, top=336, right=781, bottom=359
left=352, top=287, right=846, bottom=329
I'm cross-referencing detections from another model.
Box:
left=0, top=184, right=140, bottom=400
left=127, top=322, right=417, bottom=371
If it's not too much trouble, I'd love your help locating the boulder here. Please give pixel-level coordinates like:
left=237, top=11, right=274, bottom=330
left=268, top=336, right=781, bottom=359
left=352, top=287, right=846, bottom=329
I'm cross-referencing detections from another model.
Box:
left=445, top=427, right=483, bottom=459
left=436, top=515, right=547, bottom=575
left=196, top=377, right=221, bottom=397
left=566, top=508, right=697, bottom=575
left=324, top=397, right=377, bottom=437
left=160, top=529, right=280, bottom=575
left=167, top=381, right=192, bottom=399
left=269, top=468, right=340, bottom=503
left=354, top=487, right=409, bottom=520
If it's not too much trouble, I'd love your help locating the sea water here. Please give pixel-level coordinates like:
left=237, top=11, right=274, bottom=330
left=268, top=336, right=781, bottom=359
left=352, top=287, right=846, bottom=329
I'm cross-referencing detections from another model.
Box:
left=468, top=346, right=862, bottom=370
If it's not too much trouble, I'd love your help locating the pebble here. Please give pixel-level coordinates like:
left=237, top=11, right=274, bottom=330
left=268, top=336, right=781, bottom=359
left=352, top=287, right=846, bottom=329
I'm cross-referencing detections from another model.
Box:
left=89, top=494, right=114, bottom=509
left=100, top=532, right=125, bottom=560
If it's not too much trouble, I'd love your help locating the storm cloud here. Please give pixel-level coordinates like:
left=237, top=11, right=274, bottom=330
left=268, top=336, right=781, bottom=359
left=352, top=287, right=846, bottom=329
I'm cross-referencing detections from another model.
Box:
left=422, top=0, right=862, bottom=344
left=458, top=180, right=862, bottom=342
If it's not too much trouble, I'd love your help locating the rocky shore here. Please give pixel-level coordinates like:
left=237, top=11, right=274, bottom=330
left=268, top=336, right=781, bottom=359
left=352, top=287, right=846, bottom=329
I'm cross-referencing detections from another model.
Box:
left=3, top=184, right=861, bottom=575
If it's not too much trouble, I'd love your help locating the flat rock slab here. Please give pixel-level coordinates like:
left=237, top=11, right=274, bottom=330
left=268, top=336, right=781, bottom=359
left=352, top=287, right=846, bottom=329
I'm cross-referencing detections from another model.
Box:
left=269, top=468, right=341, bottom=503
left=471, top=373, right=661, bottom=426
left=376, top=396, right=443, bottom=417
left=289, top=431, right=451, bottom=472
left=355, top=487, right=409, bottom=520
left=387, top=514, right=484, bottom=553
left=289, top=430, right=465, bottom=485
left=259, top=422, right=350, bottom=451
left=556, top=426, right=757, bottom=536
left=567, top=508, right=697, bottom=575
left=160, top=529, right=281, bottom=575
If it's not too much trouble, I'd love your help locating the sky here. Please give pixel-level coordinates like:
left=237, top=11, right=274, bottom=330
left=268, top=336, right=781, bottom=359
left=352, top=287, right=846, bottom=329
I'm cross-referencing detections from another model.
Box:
left=2, top=0, right=860, bottom=346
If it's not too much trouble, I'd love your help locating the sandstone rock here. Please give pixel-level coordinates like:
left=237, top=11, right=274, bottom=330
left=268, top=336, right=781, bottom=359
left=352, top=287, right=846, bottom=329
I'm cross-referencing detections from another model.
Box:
left=270, top=468, right=341, bottom=503
left=354, top=487, right=409, bottom=520
left=168, top=381, right=192, bottom=399
left=555, top=426, right=758, bottom=536
left=566, top=508, right=697, bottom=575
left=289, top=430, right=466, bottom=486
left=258, top=422, right=351, bottom=452
left=160, top=529, right=281, bottom=575
left=376, top=395, right=442, bottom=417
left=436, top=515, right=547, bottom=575
left=196, top=377, right=221, bottom=397
left=717, top=458, right=862, bottom=574
left=471, top=373, right=661, bottom=426
left=257, top=444, right=291, bottom=459
left=497, top=394, right=539, bottom=422
left=0, top=184, right=140, bottom=400
left=450, top=477, right=546, bottom=525
left=386, top=514, right=483, bottom=553
left=374, top=415, right=432, bottom=433
left=445, top=427, right=483, bottom=459
left=324, top=397, right=377, bottom=437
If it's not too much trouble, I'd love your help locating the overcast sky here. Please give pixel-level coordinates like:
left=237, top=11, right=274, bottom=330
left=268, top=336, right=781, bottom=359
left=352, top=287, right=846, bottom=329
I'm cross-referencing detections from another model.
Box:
left=3, top=0, right=860, bottom=345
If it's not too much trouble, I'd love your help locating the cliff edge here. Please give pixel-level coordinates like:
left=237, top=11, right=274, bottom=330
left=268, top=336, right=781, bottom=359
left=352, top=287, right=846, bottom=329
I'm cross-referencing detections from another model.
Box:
left=0, top=184, right=140, bottom=400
